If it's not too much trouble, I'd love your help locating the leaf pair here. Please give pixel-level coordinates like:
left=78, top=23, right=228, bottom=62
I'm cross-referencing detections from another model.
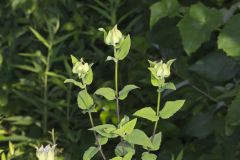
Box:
left=134, top=100, right=185, bottom=121
left=95, top=84, right=139, bottom=100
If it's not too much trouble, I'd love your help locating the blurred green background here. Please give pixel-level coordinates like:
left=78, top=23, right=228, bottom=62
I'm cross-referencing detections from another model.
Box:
left=1, top=0, right=240, bottom=159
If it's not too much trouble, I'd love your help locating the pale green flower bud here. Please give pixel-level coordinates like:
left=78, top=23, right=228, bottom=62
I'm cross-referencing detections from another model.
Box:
left=36, top=145, right=56, bottom=160
left=99, top=25, right=123, bottom=46
left=149, top=59, right=175, bottom=80
left=72, top=58, right=90, bottom=79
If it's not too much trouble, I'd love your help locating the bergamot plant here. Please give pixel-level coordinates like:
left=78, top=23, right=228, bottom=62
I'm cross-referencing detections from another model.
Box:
left=64, top=25, right=186, bottom=160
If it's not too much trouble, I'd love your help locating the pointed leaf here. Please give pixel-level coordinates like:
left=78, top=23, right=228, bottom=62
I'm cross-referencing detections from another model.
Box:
left=160, top=100, right=185, bottom=119
left=89, top=124, right=118, bottom=138
left=114, top=118, right=137, bottom=137
left=218, top=14, right=240, bottom=56
left=95, top=87, right=115, bottom=100
left=64, top=79, right=85, bottom=89
left=29, top=27, right=50, bottom=49
left=142, top=152, right=157, bottom=160
left=119, top=84, right=139, bottom=100
left=115, top=35, right=131, bottom=60
left=77, top=90, right=94, bottom=110
left=83, top=146, right=99, bottom=160
left=133, top=107, right=159, bottom=122
left=124, top=129, right=153, bottom=148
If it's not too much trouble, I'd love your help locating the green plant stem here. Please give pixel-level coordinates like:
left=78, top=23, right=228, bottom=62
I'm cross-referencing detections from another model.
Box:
left=43, top=45, right=52, bottom=134
left=88, top=112, right=107, bottom=160
left=66, top=83, right=72, bottom=128
left=151, top=88, right=161, bottom=141
left=115, top=60, right=120, bottom=123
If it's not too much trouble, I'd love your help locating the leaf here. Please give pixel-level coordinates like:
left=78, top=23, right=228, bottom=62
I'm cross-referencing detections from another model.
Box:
left=189, top=52, right=238, bottom=82
left=119, top=84, right=139, bottom=100
left=124, top=129, right=153, bottom=148
left=77, top=90, right=94, bottom=110
left=177, top=3, right=223, bottom=55
left=150, top=132, right=162, bottom=151
left=142, top=152, right=157, bottom=160
left=85, top=67, right=93, bottom=85
left=150, top=0, right=180, bottom=29
left=95, top=87, right=115, bottom=100
left=64, top=79, right=85, bottom=89
left=115, top=141, right=135, bottom=157
left=97, top=135, right=108, bottom=145
left=89, top=124, right=118, bottom=138
left=115, top=35, right=131, bottom=60
left=160, top=100, right=185, bottom=119
left=176, top=150, right=184, bottom=160
left=226, top=93, right=240, bottom=127
left=83, top=146, right=99, bottom=160
left=133, top=107, right=159, bottom=122
left=218, top=14, right=240, bottom=56
left=114, top=118, right=137, bottom=137
left=184, top=112, right=213, bottom=138
left=70, top=55, right=78, bottom=65
left=29, top=27, right=50, bottom=49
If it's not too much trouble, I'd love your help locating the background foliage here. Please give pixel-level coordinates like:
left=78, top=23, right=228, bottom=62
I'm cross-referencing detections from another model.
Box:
left=1, top=0, right=240, bottom=159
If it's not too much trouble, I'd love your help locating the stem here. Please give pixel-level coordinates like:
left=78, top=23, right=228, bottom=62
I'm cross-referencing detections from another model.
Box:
left=88, top=112, right=107, bottom=160
left=151, top=88, right=161, bottom=141
left=43, top=46, right=52, bottom=134
left=115, top=60, right=120, bottom=123
left=66, top=84, right=72, bottom=128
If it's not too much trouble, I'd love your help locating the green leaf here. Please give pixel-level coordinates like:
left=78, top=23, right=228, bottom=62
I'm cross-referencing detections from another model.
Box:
left=150, top=0, right=180, bottom=29
left=176, top=150, right=184, bottom=160
left=218, top=14, right=240, bottom=56
left=64, top=79, right=85, bottom=89
left=110, top=157, right=122, bottom=160
left=189, top=52, right=238, bottom=82
left=97, top=135, right=108, bottom=145
left=115, top=141, right=135, bottom=157
left=124, top=129, right=153, bottom=148
left=177, top=3, right=223, bottom=55
left=226, top=93, right=240, bottom=127
left=70, top=55, right=78, bottom=65
left=83, top=146, right=99, bottom=160
left=142, top=152, right=157, bottom=160
left=114, top=118, right=137, bottom=137
left=89, top=124, right=118, bottom=138
left=133, top=107, right=159, bottom=122
left=95, top=87, right=115, bottom=100
left=29, top=27, right=50, bottom=49
left=115, top=35, right=131, bottom=60
left=119, top=84, right=139, bottom=100
left=150, top=132, right=162, bottom=151
left=160, top=100, right=185, bottom=119
left=77, top=90, right=94, bottom=110
left=85, top=67, right=93, bottom=85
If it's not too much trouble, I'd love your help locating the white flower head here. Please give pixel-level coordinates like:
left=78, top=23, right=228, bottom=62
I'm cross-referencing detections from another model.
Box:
left=149, top=59, right=175, bottom=80
left=99, top=25, right=123, bottom=46
left=36, top=144, right=57, bottom=160
left=72, top=58, right=90, bottom=78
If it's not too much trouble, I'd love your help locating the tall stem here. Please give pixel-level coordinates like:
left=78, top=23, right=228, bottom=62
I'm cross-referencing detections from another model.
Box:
left=88, top=112, right=107, bottom=160
left=43, top=46, right=52, bottom=134
left=115, top=60, right=120, bottom=123
left=151, top=89, right=161, bottom=141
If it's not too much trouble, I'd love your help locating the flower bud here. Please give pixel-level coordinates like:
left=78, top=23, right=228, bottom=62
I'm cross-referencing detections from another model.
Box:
left=99, top=25, right=123, bottom=46
left=36, top=145, right=56, bottom=160
left=72, top=58, right=90, bottom=78
left=149, top=59, right=175, bottom=80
